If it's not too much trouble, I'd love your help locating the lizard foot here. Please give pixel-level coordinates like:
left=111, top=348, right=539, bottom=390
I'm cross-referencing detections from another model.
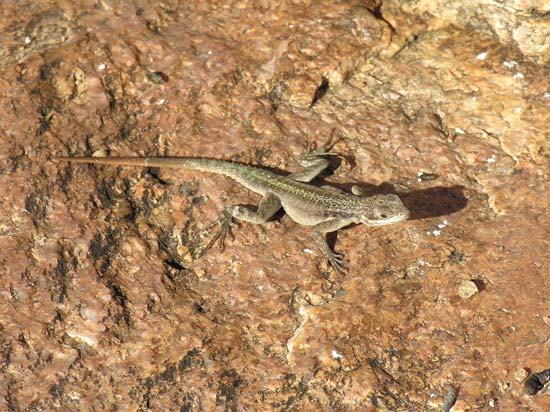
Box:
left=326, top=250, right=348, bottom=274
left=302, top=129, right=342, bottom=160
left=201, top=208, right=236, bottom=255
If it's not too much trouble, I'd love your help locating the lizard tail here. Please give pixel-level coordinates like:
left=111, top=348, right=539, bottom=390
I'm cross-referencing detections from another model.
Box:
left=52, top=156, right=231, bottom=172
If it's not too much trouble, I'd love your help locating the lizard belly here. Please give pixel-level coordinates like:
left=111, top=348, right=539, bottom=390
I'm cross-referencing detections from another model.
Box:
left=282, top=202, right=332, bottom=226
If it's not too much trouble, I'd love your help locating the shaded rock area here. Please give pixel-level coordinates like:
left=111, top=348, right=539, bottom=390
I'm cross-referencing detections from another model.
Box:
left=1, top=1, right=549, bottom=411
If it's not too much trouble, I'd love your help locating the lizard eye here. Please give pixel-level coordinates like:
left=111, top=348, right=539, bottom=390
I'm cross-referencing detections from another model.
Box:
left=380, top=213, right=388, bottom=219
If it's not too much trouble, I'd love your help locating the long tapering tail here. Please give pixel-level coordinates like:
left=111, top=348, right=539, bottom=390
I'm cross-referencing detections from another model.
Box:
left=52, top=156, right=236, bottom=171
left=51, top=156, right=268, bottom=185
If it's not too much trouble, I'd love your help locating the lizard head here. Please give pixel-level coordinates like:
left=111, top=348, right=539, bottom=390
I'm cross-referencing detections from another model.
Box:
left=359, top=194, right=410, bottom=226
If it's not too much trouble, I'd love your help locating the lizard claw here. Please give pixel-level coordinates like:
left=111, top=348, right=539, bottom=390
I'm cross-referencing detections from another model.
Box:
left=201, top=208, right=236, bottom=255
left=303, top=129, right=342, bottom=159
left=321, top=128, right=341, bottom=153
left=326, top=250, right=348, bottom=274
left=216, top=209, right=236, bottom=251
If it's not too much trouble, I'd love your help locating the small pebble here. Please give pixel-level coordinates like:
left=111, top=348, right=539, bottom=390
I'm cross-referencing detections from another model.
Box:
left=476, top=51, right=488, bottom=60
left=458, top=280, right=479, bottom=299
left=513, top=368, right=529, bottom=382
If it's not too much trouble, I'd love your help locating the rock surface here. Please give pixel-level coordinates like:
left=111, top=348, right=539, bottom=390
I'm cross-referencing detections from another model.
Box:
left=1, top=1, right=549, bottom=411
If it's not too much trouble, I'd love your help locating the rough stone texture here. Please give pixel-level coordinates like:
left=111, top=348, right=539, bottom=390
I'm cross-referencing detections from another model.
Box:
left=0, top=1, right=549, bottom=411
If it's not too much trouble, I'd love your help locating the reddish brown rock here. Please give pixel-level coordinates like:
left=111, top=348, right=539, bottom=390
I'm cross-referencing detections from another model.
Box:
left=1, top=1, right=548, bottom=411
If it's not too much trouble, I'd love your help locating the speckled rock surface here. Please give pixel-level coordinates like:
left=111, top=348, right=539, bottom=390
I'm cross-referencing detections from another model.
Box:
left=1, top=1, right=549, bottom=411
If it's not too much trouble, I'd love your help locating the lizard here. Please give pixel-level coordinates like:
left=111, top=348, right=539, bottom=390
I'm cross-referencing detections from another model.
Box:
left=53, top=139, right=410, bottom=273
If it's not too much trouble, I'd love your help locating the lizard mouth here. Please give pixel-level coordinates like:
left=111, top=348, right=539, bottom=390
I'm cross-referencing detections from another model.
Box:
left=366, top=211, right=410, bottom=226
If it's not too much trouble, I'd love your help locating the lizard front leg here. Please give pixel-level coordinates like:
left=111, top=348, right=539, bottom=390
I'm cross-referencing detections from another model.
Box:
left=311, top=218, right=354, bottom=273
left=203, top=192, right=281, bottom=253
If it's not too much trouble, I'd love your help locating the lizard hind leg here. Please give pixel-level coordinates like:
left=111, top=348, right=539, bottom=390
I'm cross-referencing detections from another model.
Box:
left=201, top=192, right=281, bottom=256
left=289, top=129, right=343, bottom=183
left=201, top=208, right=236, bottom=255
